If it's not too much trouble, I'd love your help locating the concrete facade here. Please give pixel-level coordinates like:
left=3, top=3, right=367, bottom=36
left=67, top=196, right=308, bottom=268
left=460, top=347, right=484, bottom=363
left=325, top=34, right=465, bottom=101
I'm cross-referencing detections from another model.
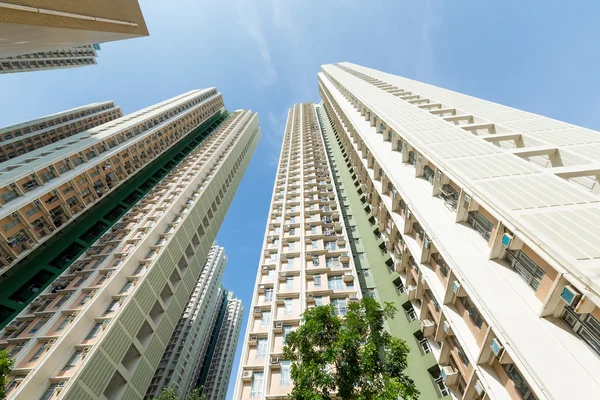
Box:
left=0, top=1, right=148, bottom=58
left=0, top=98, right=261, bottom=400
left=0, top=44, right=100, bottom=74
left=317, top=62, right=600, bottom=400
left=145, top=244, right=227, bottom=398
left=200, top=290, right=243, bottom=400
left=233, top=103, right=361, bottom=400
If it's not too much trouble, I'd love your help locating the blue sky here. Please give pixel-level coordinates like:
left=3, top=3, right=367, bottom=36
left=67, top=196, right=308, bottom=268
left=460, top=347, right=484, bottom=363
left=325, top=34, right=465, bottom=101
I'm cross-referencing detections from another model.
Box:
left=1, top=0, right=600, bottom=398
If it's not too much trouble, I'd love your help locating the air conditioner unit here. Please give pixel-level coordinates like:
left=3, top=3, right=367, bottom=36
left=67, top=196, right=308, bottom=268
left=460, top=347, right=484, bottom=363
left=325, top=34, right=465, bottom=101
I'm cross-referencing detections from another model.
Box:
left=560, top=285, right=581, bottom=307
left=442, top=320, right=451, bottom=334
left=407, top=285, right=417, bottom=300
left=34, top=199, right=41, bottom=206
left=441, top=366, right=458, bottom=385
left=452, top=281, right=466, bottom=297
left=423, top=238, right=431, bottom=249
left=274, top=322, right=283, bottom=332
left=249, top=336, right=258, bottom=345
left=464, top=194, right=472, bottom=205
left=11, top=212, right=19, bottom=219
left=306, top=293, right=315, bottom=302
left=407, top=210, right=412, bottom=219
left=474, top=380, right=485, bottom=396
left=435, top=170, right=442, bottom=181
left=270, top=357, right=280, bottom=365
left=102, top=319, right=110, bottom=327
left=10, top=183, right=17, bottom=190
left=258, top=285, right=265, bottom=294
left=420, top=319, right=435, bottom=337
left=71, top=311, right=80, bottom=317
left=349, top=294, right=359, bottom=302
left=253, top=307, right=262, bottom=316
left=501, top=233, right=513, bottom=248
left=241, top=370, right=253, bottom=381
left=417, top=155, right=422, bottom=164
left=490, top=338, right=504, bottom=357
left=48, top=339, right=57, bottom=345
left=57, top=381, right=66, bottom=388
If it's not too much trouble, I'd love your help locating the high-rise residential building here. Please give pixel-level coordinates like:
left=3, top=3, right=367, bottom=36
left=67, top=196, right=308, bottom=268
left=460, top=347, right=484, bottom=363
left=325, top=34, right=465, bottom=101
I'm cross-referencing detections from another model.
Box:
left=145, top=244, right=227, bottom=398
left=0, top=100, right=122, bottom=161
left=233, top=103, right=362, bottom=399
left=197, top=290, right=243, bottom=400
left=0, top=89, right=226, bottom=327
left=0, top=92, right=261, bottom=400
left=0, top=44, right=102, bottom=74
left=0, top=1, right=148, bottom=58
left=314, top=62, right=600, bottom=400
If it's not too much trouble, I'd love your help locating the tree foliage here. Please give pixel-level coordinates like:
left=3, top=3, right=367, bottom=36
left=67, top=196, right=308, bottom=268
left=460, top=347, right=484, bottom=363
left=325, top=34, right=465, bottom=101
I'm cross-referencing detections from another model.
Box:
left=0, top=350, right=14, bottom=400
left=283, top=297, right=419, bottom=400
left=153, top=385, right=206, bottom=400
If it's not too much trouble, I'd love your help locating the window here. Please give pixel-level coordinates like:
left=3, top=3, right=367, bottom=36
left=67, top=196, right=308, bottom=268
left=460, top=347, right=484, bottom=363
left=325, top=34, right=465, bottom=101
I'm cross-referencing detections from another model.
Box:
left=459, top=297, right=483, bottom=329
left=331, top=298, right=347, bottom=316
left=562, top=307, right=600, bottom=357
left=105, top=300, right=119, bottom=314
left=358, top=252, right=365, bottom=260
left=467, top=211, right=493, bottom=241
left=283, top=325, right=292, bottom=340
left=120, top=281, right=133, bottom=294
left=62, top=350, right=82, bottom=371
left=264, top=288, right=273, bottom=303
left=286, top=277, right=293, bottom=290
left=56, top=317, right=70, bottom=332
left=505, top=249, right=545, bottom=291
left=78, top=293, right=91, bottom=306
left=450, top=336, right=469, bottom=366
left=250, top=372, right=264, bottom=398
left=29, top=344, right=48, bottom=362
left=311, top=227, right=317, bottom=234
left=284, top=299, right=293, bottom=315
left=280, top=360, right=291, bottom=386
left=85, top=323, right=102, bottom=340
left=314, top=275, right=322, bottom=287
left=289, top=228, right=295, bottom=235
left=328, top=276, right=344, bottom=290
left=28, top=319, right=47, bottom=334
left=260, top=311, right=271, bottom=327
left=311, top=240, right=318, bottom=248
left=267, top=269, right=276, bottom=281
left=314, top=296, right=323, bottom=306
left=256, top=338, right=268, bottom=359
left=287, top=258, right=295, bottom=269
left=431, top=253, right=449, bottom=277
left=326, top=257, right=338, bottom=268
left=39, top=384, right=57, bottom=400
left=502, top=364, right=536, bottom=400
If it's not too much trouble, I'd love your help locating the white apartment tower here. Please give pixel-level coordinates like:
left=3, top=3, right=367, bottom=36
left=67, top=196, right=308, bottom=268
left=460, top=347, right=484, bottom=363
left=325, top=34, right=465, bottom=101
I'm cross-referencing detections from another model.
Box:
left=201, top=291, right=243, bottom=400
left=145, top=244, right=227, bottom=398
left=0, top=90, right=261, bottom=400
left=233, top=103, right=361, bottom=399
left=316, top=62, right=600, bottom=400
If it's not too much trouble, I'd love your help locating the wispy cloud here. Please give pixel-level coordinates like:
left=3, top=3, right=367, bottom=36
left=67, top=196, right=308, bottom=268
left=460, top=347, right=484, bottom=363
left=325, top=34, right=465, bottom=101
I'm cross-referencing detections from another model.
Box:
left=233, top=0, right=277, bottom=86
left=416, top=0, right=445, bottom=81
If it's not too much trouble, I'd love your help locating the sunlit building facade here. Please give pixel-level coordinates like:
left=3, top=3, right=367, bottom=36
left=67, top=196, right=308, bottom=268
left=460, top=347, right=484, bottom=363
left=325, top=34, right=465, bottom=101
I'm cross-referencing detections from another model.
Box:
left=316, top=62, right=600, bottom=400
left=233, top=103, right=361, bottom=399
left=145, top=244, right=227, bottom=398
left=0, top=91, right=261, bottom=399
left=0, top=90, right=226, bottom=328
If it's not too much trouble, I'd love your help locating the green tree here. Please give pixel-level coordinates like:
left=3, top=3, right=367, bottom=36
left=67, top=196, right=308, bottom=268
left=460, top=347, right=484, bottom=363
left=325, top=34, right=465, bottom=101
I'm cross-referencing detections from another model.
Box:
left=153, top=385, right=206, bottom=400
left=0, top=349, right=14, bottom=400
left=283, top=297, right=419, bottom=400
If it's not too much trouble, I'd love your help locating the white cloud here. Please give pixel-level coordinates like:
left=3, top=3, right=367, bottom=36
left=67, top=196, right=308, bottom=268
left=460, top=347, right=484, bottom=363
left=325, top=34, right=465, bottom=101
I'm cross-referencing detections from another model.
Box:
left=233, top=0, right=278, bottom=85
